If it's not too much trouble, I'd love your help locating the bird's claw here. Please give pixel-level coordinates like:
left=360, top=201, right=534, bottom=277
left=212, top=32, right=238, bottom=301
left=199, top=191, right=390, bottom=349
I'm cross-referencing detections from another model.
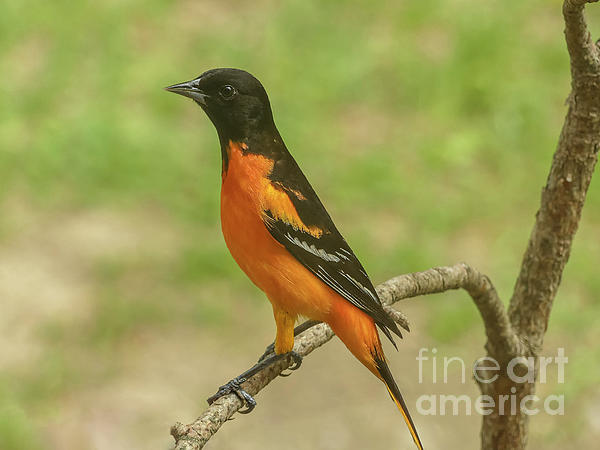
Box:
left=236, top=389, right=257, bottom=414
left=208, top=351, right=302, bottom=412
left=258, top=320, right=321, bottom=363
left=288, top=351, right=302, bottom=370
left=280, top=351, right=303, bottom=377
left=207, top=377, right=257, bottom=414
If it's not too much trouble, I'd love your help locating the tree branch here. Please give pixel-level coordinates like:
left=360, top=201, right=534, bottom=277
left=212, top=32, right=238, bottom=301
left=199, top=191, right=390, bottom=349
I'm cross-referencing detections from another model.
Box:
left=564, top=0, right=600, bottom=77
left=508, top=0, right=600, bottom=352
left=171, top=263, right=505, bottom=449
left=171, top=4, right=600, bottom=449
left=480, top=2, right=600, bottom=448
left=378, top=264, right=521, bottom=361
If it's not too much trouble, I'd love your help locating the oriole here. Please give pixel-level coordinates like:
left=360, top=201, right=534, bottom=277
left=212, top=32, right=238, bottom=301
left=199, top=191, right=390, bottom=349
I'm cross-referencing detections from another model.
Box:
left=166, top=68, right=423, bottom=449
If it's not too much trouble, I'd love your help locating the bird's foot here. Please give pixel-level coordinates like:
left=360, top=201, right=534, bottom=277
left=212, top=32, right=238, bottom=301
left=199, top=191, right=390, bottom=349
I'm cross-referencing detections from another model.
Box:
left=258, top=348, right=302, bottom=376
left=207, top=377, right=257, bottom=414
left=207, top=351, right=302, bottom=413
left=279, top=351, right=302, bottom=377
left=258, top=319, right=321, bottom=363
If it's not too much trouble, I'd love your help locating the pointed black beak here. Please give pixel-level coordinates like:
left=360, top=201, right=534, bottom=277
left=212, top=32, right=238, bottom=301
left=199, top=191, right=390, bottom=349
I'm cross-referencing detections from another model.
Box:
left=164, top=80, right=208, bottom=105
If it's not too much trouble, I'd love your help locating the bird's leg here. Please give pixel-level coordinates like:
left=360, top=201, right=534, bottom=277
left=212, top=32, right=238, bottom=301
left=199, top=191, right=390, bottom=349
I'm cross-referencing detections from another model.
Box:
left=207, top=351, right=302, bottom=414
left=258, top=320, right=321, bottom=363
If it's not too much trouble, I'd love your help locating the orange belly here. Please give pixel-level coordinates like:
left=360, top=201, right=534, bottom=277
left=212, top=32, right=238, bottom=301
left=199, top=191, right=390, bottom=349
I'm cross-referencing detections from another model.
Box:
left=220, top=142, right=333, bottom=321
left=220, top=141, right=382, bottom=375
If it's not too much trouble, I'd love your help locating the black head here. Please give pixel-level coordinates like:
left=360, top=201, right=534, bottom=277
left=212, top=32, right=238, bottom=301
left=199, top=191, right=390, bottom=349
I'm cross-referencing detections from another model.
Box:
left=165, top=68, right=276, bottom=142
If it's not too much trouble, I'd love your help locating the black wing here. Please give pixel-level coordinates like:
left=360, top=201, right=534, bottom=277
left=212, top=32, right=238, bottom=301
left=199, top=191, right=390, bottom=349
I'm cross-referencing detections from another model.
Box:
left=263, top=154, right=405, bottom=346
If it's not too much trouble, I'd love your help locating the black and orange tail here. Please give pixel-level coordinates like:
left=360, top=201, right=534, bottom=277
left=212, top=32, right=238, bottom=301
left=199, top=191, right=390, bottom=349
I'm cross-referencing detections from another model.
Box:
left=374, top=354, right=424, bottom=450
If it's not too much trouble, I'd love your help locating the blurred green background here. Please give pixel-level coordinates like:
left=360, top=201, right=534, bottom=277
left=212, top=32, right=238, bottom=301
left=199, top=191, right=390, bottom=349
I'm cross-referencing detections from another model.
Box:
left=1, top=0, right=599, bottom=448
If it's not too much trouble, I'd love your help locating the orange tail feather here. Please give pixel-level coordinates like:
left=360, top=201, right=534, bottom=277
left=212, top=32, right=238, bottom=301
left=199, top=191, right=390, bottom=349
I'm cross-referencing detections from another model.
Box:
left=327, top=300, right=423, bottom=449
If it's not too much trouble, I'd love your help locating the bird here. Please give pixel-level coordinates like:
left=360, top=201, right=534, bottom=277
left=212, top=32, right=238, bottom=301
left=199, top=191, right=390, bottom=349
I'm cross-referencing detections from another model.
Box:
left=165, top=68, right=423, bottom=449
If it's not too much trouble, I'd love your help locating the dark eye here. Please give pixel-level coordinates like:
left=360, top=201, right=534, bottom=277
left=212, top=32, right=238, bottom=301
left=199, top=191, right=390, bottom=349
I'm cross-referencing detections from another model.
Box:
left=219, top=85, right=236, bottom=100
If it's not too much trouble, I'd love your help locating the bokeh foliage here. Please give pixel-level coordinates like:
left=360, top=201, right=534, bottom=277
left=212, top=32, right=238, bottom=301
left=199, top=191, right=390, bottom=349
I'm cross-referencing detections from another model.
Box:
left=1, top=0, right=599, bottom=448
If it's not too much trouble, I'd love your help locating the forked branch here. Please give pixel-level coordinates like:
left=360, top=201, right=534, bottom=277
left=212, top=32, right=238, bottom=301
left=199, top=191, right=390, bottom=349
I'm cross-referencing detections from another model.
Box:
left=171, top=3, right=600, bottom=449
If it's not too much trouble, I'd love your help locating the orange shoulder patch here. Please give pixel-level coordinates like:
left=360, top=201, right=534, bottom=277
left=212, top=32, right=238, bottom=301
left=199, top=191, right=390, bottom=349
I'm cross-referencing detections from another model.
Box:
left=223, top=140, right=322, bottom=238
left=271, top=181, right=307, bottom=201
left=261, top=182, right=323, bottom=238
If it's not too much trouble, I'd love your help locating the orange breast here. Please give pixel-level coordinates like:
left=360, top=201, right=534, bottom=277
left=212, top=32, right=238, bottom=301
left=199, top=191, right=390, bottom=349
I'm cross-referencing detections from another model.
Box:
left=219, top=141, right=333, bottom=320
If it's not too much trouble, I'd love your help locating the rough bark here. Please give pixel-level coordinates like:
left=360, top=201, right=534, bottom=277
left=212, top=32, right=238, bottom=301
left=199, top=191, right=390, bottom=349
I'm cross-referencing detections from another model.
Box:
left=170, top=2, right=599, bottom=448
left=171, top=264, right=503, bottom=449
left=479, top=2, right=600, bottom=449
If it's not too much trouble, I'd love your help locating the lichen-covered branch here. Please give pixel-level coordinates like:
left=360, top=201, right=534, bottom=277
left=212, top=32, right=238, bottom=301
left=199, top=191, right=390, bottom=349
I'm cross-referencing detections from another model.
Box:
left=171, top=263, right=504, bottom=450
